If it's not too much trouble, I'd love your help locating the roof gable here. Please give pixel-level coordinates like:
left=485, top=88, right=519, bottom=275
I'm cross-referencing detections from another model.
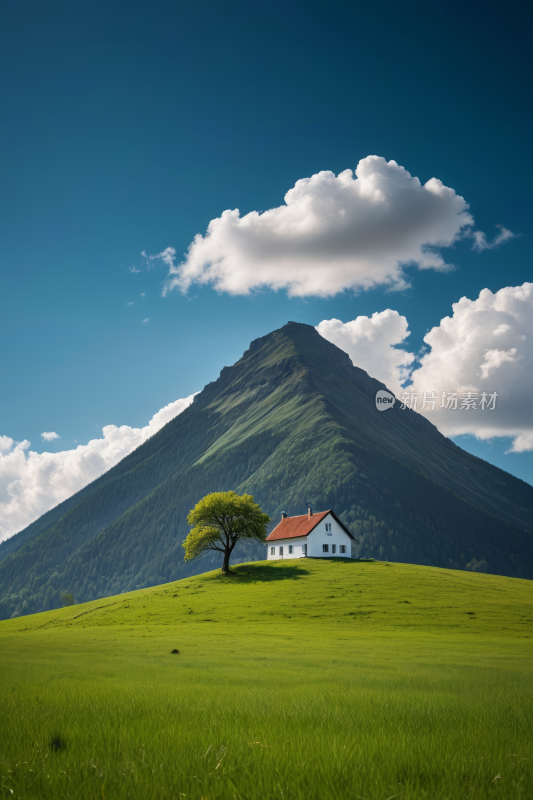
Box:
left=266, top=510, right=356, bottom=542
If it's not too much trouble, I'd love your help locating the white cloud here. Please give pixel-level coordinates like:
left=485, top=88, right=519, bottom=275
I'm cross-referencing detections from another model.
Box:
left=0, top=436, right=29, bottom=455
left=472, top=224, right=517, bottom=252
left=0, top=394, right=196, bottom=543
left=142, top=318, right=149, bottom=324
left=407, top=283, right=533, bottom=451
left=129, top=266, right=141, bottom=274
left=508, top=433, right=533, bottom=452
left=317, top=311, right=414, bottom=396
left=41, top=432, right=60, bottom=442
left=0, top=436, right=13, bottom=455
left=140, top=292, right=146, bottom=297
left=126, top=302, right=134, bottom=306
left=317, top=283, right=533, bottom=453
left=142, top=247, right=176, bottom=271
left=162, top=155, right=478, bottom=298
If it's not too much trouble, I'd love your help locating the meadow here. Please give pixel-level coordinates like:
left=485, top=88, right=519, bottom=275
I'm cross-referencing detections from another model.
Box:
left=1, top=558, right=532, bottom=799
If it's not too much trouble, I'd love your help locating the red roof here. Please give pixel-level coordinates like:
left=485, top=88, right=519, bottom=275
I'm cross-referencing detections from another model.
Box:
left=266, top=510, right=330, bottom=541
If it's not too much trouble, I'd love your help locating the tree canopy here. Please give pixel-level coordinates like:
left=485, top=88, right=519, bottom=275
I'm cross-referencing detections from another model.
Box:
left=61, top=593, right=75, bottom=606
left=183, top=491, right=270, bottom=572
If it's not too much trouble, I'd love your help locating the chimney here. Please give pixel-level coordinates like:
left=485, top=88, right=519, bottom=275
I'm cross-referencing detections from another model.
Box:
left=281, top=511, right=288, bottom=519
left=307, top=504, right=313, bottom=518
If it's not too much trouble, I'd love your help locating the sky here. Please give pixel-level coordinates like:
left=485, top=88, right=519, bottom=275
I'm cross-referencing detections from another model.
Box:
left=1, top=0, right=532, bottom=541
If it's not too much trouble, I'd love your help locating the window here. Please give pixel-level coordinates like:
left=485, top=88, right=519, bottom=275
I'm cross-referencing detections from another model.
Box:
left=270, top=547, right=275, bottom=555
left=303, top=543, right=307, bottom=555
left=339, top=545, right=346, bottom=554
left=322, top=544, right=329, bottom=553
left=325, top=522, right=332, bottom=532
left=279, top=546, right=284, bottom=556
left=332, top=544, right=336, bottom=554
left=288, top=545, right=293, bottom=554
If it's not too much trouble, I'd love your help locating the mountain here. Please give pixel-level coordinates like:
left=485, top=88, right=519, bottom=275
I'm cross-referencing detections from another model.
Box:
left=1, top=322, right=532, bottom=619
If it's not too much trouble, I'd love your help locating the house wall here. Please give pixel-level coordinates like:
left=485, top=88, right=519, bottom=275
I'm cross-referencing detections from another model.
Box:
left=307, top=513, right=352, bottom=558
left=266, top=537, right=307, bottom=560
left=266, top=513, right=353, bottom=560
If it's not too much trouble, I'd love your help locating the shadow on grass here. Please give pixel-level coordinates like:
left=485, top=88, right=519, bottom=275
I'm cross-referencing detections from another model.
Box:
left=225, top=558, right=377, bottom=582
left=229, top=563, right=311, bottom=582
left=206, top=558, right=378, bottom=584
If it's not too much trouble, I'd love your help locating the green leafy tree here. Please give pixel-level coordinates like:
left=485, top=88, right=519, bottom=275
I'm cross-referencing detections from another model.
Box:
left=61, top=593, right=75, bottom=607
left=183, top=491, right=270, bottom=573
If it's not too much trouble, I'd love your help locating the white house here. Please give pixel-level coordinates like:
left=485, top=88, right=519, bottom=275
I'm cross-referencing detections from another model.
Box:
left=266, top=507, right=356, bottom=560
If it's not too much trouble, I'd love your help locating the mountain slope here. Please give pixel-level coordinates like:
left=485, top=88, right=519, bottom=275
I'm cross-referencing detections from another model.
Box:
left=1, top=322, right=532, bottom=619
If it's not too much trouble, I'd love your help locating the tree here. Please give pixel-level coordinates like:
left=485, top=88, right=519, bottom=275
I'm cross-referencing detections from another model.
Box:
left=61, top=593, right=75, bottom=606
left=183, top=491, right=270, bottom=573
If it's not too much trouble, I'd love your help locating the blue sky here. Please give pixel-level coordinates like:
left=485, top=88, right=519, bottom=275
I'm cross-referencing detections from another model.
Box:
left=1, top=0, right=532, bottom=538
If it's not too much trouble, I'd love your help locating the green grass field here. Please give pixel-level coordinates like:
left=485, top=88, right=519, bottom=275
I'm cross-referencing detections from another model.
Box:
left=1, top=558, right=532, bottom=799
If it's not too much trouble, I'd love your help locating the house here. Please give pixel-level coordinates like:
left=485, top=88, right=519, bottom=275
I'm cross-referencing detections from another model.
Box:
left=266, top=506, right=356, bottom=560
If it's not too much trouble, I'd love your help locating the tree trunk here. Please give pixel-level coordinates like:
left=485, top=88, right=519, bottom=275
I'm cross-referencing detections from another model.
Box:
left=221, top=548, right=231, bottom=572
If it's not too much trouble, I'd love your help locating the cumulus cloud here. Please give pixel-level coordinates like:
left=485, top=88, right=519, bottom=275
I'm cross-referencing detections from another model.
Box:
left=317, top=283, right=533, bottom=453
left=317, top=311, right=415, bottom=396
left=126, top=302, right=134, bottom=306
left=472, top=224, right=517, bottom=252
left=0, top=436, right=29, bottom=455
left=41, top=432, right=60, bottom=442
left=142, top=318, right=149, bottom=324
left=129, top=266, right=141, bottom=274
left=0, top=394, right=196, bottom=543
left=162, top=155, right=477, bottom=298
left=407, top=283, right=533, bottom=451
left=508, top=433, right=533, bottom=452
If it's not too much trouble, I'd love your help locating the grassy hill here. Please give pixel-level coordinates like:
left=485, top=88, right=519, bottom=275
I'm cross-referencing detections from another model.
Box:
left=2, top=321, right=533, bottom=621
left=5, top=557, right=533, bottom=638
left=1, top=559, right=532, bottom=799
